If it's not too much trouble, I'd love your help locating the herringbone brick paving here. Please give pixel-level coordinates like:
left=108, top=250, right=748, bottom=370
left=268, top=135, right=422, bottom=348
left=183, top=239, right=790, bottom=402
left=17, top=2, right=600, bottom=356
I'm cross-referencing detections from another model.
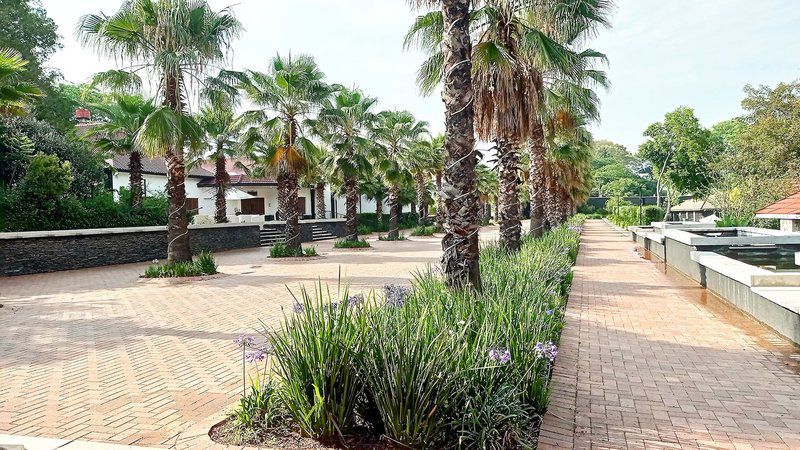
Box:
left=539, top=220, right=800, bottom=449
left=0, top=236, right=443, bottom=448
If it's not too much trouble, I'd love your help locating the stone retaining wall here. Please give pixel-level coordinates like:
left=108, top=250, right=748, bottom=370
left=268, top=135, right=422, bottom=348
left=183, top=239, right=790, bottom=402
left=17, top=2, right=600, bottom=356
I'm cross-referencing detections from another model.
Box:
left=0, top=224, right=260, bottom=276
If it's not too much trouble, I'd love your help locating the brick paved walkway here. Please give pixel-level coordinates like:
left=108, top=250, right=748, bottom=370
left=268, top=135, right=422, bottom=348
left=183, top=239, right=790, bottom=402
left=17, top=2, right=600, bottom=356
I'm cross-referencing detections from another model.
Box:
left=0, top=236, right=443, bottom=448
left=539, top=220, right=800, bottom=449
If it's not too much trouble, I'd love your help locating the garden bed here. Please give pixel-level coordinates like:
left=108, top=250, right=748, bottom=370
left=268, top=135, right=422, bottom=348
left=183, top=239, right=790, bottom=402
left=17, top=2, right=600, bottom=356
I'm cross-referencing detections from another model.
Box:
left=211, top=217, right=584, bottom=449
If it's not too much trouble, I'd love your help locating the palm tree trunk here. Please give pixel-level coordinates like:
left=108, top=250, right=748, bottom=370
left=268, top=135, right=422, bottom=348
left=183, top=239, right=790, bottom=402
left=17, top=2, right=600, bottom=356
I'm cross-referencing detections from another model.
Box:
left=497, top=138, right=521, bottom=252
left=440, top=0, right=480, bottom=289
left=494, top=195, right=499, bottom=223
left=285, top=170, right=301, bottom=251
left=277, top=171, right=288, bottom=221
left=528, top=124, right=546, bottom=237
left=315, top=182, right=326, bottom=219
left=415, top=172, right=426, bottom=222
left=543, top=173, right=561, bottom=228
left=375, top=196, right=383, bottom=224
left=164, top=72, right=191, bottom=263
left=435, top=171, right=443, bottom=226
left=388, top=183, right=400, bottom=240
left=214, top=147, right=229, bottom=223
left=129, top=150, right=143, bottom=208
left=344, top=174, right=358, bottom=241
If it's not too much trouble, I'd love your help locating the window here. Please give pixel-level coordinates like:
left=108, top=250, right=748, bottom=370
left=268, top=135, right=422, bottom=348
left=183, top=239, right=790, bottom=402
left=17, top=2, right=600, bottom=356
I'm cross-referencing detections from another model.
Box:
left=186, top=198, right=199, bottom=212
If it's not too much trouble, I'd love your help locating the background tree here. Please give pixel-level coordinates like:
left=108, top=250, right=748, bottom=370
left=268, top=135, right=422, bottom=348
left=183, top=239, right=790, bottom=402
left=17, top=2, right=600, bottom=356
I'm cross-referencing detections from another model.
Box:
left=237, top=54, right=330, bottom=252
left=79, top=0, right=241, bottom=262
left=0, top=48, right=43, bottom=115
left=310, top=87, right=377, bottom=241
left=84, top=94, right=155, bottom=208
left=638, top=106, right=722, bottom=217
left=198, top=104, right=239, bottom=223
left=372, top=110, right=428, bottom=239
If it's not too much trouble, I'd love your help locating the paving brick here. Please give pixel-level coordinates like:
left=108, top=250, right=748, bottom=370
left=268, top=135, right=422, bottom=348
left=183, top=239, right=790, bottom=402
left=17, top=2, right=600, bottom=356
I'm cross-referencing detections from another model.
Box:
left=538, top=220, right=800, bottom=449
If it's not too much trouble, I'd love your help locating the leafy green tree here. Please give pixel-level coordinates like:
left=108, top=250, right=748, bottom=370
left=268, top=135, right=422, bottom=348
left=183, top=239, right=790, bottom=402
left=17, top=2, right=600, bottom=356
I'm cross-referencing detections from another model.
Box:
left=0, top=119, right=33, bottom=186
left=638, top=107, right=721, bottom=203
left=4, top=115, right=106, bottom=196
left=79, top=0, right=241, bottom=262
left=0, top=0, right=60, bottom=92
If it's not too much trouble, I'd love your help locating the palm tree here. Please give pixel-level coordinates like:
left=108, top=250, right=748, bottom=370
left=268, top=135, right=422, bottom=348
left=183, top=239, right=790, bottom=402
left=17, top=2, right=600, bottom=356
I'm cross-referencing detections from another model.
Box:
left=197, top=104, right=239, bottom=223
left=0, top=48, right=42, bottom=115
left=301, top=144, right=329, bottom=220
left=408, top=134, right=444, bottom=223
left=407, top=0, right=480, bottom=289
left=359, top=174, right=388, bottom=224
left=85, top=94, right=155, bottom=208
left=476, top=162, right=499, bottom=223
left=79, top=0, right=241, bottom=262
left=373, top=110, right=428, bottom=239
left=309, top=87, right=378, bottom=242
left=236, top=54, right=332, bottom=252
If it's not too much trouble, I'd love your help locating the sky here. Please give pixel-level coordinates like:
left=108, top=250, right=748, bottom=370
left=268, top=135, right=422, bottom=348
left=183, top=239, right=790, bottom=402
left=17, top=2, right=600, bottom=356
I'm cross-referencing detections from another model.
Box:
left=41, top=0, right=800, bottom=155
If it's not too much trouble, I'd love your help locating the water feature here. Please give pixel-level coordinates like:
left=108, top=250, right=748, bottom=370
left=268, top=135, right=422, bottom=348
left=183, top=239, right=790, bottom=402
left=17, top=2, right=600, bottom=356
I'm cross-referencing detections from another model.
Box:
left=713, top=245, right=800, bottom=272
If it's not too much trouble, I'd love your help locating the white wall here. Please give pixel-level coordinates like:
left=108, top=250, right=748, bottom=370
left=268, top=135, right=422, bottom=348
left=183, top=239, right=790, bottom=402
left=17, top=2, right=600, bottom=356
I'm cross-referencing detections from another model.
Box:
left=112, top=171, right=409, bottom=219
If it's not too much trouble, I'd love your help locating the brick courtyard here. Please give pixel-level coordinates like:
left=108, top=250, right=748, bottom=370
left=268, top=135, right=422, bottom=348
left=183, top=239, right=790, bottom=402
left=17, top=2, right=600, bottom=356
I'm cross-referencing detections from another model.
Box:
left=539, top=220, right=800, bottom=449
left=0, top=236, right=442, bottom=448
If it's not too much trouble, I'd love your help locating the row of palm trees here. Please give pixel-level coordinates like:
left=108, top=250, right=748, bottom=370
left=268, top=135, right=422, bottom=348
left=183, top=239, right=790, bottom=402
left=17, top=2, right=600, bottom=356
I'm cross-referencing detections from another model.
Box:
left=79, top=0, right=449, bottom=261
left=408, top=0, right=608, bottom=288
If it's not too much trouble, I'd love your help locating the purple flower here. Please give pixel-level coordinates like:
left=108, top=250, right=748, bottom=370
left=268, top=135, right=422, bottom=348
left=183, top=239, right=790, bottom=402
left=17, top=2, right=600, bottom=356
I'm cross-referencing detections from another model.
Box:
left=383, top=284, right=410, bottom=307
left=533, top=341, right=558, bottom=362
left=568, top=225, right=583, bottom=234
left=234, top=335, right=255, bottom=348
left=348, top=293, right=365, bottom=308
left=292, top=302, right=304, bottom=314
left=488, top=347, right=511, bottom=364
left=545, top=309, right=554, bottom=316
left=244, top=348, right=267, bottom=363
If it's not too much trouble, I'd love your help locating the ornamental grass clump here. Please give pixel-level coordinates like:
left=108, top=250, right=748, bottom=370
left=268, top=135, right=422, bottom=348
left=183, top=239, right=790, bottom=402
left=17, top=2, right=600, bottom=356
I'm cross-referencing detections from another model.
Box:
left=143, top=251, right=218, bottom=278
left=333, top=238, right=370, bottom=248
left=270, top=284, right=370, bottom=438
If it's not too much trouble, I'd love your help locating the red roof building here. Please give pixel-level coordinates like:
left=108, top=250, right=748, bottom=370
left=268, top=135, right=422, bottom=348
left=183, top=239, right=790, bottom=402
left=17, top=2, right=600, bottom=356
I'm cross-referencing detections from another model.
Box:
left=755, top=185, right=800, bottom=232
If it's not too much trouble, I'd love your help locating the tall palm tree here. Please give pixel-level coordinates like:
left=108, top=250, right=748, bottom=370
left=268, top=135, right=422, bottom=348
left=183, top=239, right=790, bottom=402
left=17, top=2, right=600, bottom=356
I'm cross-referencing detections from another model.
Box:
left=197, top=104, right=239, bottom=223
left=300, top=144, right=329, bottom=220
left=0, top=48, right=42, bottom=115
left=359, top=174, right=388, bottom=224
left=409, top=134, right=444, bottom=223
left=476, top=162, right=499, bottom=223
left=237, top=54, right=332, bottom=252
left=79, top=0, right=241, bottom=262
left=309, top=88, right=377, bottom=242
left=372, top=110, right=428, bottom=239
left=407, top=0, right=480, bottom=289
left=85, top=94, right=155, bottom=208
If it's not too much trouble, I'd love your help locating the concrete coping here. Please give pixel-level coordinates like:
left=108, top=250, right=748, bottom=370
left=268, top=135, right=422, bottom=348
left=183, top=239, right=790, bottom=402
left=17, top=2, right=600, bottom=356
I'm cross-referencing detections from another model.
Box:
left=690, top=250, right=800, bottom=288
left=652, top=221, right=708, bottom=230
left=0, top=221, right=260, bottom=240
left=629, top=226, right=665, bottom=244
left=751, top=287, right=800, bottom=315
left=663, top=227, right=800, bottom=246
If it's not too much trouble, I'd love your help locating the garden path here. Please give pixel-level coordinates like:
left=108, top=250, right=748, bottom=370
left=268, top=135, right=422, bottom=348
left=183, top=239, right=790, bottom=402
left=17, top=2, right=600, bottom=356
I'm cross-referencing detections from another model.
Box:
left=539, top=220, right=800, bottom=449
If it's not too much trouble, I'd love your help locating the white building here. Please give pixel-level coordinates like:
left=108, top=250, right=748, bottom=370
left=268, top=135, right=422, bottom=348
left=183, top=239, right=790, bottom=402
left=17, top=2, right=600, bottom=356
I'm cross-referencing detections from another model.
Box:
left=109, top=156, right=403, bottom=221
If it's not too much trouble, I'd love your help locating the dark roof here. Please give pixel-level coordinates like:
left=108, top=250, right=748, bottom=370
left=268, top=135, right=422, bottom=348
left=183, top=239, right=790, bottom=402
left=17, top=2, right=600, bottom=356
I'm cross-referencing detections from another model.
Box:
left=197, top=159, right=277, bottom=186
left=111, top=154, right=214, bottom=178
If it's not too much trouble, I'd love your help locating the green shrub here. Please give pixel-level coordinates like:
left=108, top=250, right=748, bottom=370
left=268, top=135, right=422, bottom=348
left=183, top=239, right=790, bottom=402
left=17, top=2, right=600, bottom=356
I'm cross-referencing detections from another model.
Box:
left=356, top=212, right=419, bottom=234
left=333, top=238, right=371, bottom=249
left=302, top=246, right=318, bottom=257
left=410, top=224, right=442, bottom=236
left=269, top=241, right=302, bottom=257
left=378, top=234, right=406, bottom=241
left=642, top=205, right=665, bottom=224
left=143, top=252, right=219, bottom=278
left=716, top=214, right=751, bottom=227
left=233, top=376, right=284, bottom=430
left=356, top=224, right=373, bottom=236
